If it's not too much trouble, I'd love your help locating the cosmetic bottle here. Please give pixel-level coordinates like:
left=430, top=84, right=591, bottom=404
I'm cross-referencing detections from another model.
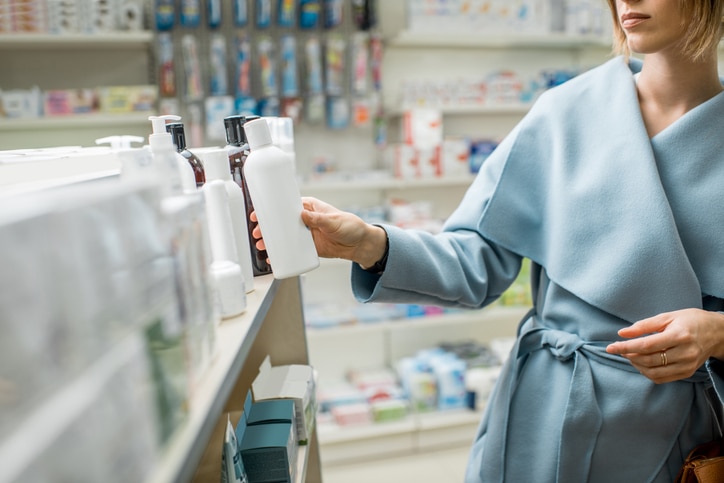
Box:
left=223, top=114, right=272, bottom=276
left=165, top=122, right=206, bottom=188
left=197, top=148, right=254, bottom=292
left=148, top=115, right=197, bottom=195
left=242, top=118, right=319, bottom=279
left=202, top=179, right=247, bottom=318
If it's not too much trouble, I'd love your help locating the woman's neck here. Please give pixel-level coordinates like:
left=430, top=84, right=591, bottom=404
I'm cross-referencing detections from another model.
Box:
left=635, top=51, right=722, bottom=137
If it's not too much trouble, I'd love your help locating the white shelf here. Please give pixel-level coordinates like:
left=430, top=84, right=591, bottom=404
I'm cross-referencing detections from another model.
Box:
left=317, top=408, right=482, bottom=465
left=0, top=31, right=154, bottom=49
left=389, top=31, right=612, bottom=49
left=306, top=306, right=530, bottom=338
left=387, top=103, right=532, bottom=117
left=0, top=113, right=153, bottom=131
left=301, top=175, right=476, bottom=193
left=147, top=275, right=279, bottom=483
left=318, top=416, right=417, bottom=445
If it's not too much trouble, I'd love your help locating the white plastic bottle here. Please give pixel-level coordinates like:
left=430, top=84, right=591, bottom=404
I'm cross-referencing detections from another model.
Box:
left=202, top=179, right=247, bottom=318
left=242, top=118, right=319, bottom=279
left=197, top=148, right=255, bottom=293
left=148, top=115, right=198, bottom=194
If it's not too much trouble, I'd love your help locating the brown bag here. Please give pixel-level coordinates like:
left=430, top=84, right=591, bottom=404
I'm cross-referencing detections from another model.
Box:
left=675, top=439, right=724, bottom=483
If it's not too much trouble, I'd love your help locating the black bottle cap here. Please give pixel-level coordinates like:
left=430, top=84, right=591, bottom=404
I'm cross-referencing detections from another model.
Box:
left=165, top=122, right=186, bottom=152
left=223, top=115, right=261, bottom=146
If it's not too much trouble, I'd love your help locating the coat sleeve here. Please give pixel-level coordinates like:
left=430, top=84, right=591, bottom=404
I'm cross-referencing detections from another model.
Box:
left=350, top=129, right=524, bottom=309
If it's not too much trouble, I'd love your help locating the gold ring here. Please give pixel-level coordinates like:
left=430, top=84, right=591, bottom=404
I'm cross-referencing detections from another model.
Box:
left=661, top=351, right=668, bottom=367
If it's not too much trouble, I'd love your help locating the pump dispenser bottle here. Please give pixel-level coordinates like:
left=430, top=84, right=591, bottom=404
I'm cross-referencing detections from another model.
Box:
left=223, top=114, right=272, bottom=276
left=148, top=115, right=198, bottom=194
left=197, top=148, right=254, bottom=292
left=242, top=118, right=319, bottom=279
left=166, top=122, right=206, bottom=188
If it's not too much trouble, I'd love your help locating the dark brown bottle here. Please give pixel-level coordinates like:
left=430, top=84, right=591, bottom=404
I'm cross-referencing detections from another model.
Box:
left=166, top=122, right=206, bottom=188
left=223, top=114, right=272, bottom=276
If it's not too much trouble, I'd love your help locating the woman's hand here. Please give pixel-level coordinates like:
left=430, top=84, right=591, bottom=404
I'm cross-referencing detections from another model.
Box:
left=251, top=197, right=388, bottom=269
left=606, top=309, right=724, bottom=384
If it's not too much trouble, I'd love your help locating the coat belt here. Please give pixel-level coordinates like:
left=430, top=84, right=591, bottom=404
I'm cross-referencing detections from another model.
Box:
left=478, top=312, right=709, bottom=482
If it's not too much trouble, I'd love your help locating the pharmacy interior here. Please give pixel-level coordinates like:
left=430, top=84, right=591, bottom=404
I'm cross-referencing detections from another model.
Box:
left=0, top=1, right=694, bottom=482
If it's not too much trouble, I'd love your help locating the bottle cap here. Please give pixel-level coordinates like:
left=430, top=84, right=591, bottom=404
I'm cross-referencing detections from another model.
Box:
left=223, top=115, right=260, bottom=146
left=165, top=123, right=187, bottom=152
left=198, top=148, right=232, bottom=182
left=244, top=118, right=273, bottom=151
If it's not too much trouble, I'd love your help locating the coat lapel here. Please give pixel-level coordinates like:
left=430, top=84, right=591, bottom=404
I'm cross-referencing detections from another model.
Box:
left=470, top=56, right=706, bottom=322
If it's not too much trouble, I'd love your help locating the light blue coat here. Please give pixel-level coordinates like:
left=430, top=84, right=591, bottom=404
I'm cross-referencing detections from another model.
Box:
left=350, top=57, right=724, bottom=482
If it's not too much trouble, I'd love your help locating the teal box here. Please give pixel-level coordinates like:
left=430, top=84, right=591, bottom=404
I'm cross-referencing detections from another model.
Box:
left=244, top=389, right=253, bottom=420
left=248, top=400, right=295, bottom=427
left=240, top=422, right=297, bottom=483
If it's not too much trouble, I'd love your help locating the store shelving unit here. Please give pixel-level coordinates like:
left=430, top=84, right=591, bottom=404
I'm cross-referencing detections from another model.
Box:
left=301, top=174, right=475, bottom=193
left=0, top=31, right=155, bottom=149
left=0, top=112, right=151, bottom=132
left=0, top=156, right=322, bottom=482
left=307, top=305, right=527, bottom=466
left=149, top=275, right=322, bottom=483
left=388, top=31, right=612, bottom=49
left=0, top=31, right=153, bottom=49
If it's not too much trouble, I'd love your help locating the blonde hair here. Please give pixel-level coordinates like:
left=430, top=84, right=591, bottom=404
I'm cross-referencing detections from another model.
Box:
left=606, top=0, right=724, bottom=61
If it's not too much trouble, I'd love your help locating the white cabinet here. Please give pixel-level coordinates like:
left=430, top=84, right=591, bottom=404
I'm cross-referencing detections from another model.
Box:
left=0, top=32, right=155, bottom=149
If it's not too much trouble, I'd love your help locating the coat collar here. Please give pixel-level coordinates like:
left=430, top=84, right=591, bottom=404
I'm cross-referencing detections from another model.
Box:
left=471, top=56, right=724, bottom=322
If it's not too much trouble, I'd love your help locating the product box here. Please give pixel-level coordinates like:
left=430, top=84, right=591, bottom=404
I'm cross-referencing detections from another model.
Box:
left=251, top=357, right=317, bottom=445
left=330, top=402, right=372, bottom=426
left=248, top=400, right=296, bottom=429
left=402, top=107, right=442, bottom=150
left=9, top=0, right=47, bottom=33
left=417, top=145, right=442, bottom=178
left=441, top=136, right=472, bottom=177
left=391, top=143, right=419, bottom=180
left=98, top=85, right=157, bottom=113
left=469, top=139, right=498, bottom=174
left=82, top=0, right=117, bottom=32
left=43, top=88, right=98, bottom=116
left=47, top=0, right=81, bottom=34
left=1, top=87, right=43, bottom=118
left=240, top=422, right=297, bottom=483
left=117, top=0, right=144, bottom=30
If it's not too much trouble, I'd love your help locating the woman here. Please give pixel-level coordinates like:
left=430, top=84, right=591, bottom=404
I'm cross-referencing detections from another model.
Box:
left=256, top=0, right=724, bottom=480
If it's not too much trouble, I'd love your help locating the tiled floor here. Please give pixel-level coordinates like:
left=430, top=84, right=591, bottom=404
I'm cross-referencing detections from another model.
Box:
left=321, top=444, right=471, bottom=483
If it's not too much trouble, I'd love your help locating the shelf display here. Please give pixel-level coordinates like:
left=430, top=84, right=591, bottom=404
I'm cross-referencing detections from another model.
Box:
left=0, top=147, right=322, bottom=483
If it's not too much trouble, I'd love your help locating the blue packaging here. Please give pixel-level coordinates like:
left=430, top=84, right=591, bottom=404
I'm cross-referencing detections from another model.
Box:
left=233, top=0, right=248, bottom=26
left=469, top=140, right=498, bottom=174
left=280, top=35, right=299, bottom=98
left=180, top=0, right=201, bottom=27
left=323, top=0, right=342, bottom=28
left=256, top=0, right=271, bottom=28
left=278, top=0, right=295, bottom=27
left=299, top=0, right=320, bottom=29
left=207, top=0, right=221, bottom=28
left=209, top=34, right=228, bottom=96
left=326, top=97, right=348, bottom=129
left=155, top=0, right=174, bottom=30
